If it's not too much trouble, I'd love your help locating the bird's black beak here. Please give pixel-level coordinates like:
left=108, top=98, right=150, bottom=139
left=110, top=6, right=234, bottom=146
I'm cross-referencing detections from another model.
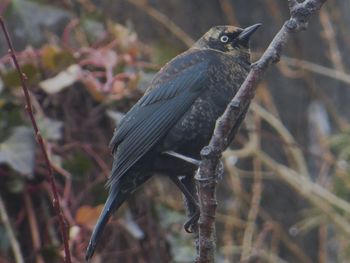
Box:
left=237, top=23, right=262, bottom=46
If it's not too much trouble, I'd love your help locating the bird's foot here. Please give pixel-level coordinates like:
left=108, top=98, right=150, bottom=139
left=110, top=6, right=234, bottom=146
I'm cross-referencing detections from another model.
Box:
left=184, top=210, right=200, bottom=233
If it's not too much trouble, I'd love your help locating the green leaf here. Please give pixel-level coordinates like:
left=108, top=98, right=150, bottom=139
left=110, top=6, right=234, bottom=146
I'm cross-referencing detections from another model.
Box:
left=6, top=176, right=25, bottom=193
left=1, top=64, right=39, bottom=88
left=0, top=126, right=36, bottom=176
left=41, top=45, right=75, bottom=71
left=40, top=245, right=61, bottom=262
left=62, top=152, right=92, bottom=179
left=0, top=106, right=23, bottom=141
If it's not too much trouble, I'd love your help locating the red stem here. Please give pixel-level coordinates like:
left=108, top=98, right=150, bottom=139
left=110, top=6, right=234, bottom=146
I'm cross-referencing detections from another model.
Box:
left=0, top=17, right=72, bottom=263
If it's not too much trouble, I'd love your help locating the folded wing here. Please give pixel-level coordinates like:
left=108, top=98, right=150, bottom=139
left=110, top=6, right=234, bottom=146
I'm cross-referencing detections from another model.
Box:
left=107, top=54, right=210, bottom=188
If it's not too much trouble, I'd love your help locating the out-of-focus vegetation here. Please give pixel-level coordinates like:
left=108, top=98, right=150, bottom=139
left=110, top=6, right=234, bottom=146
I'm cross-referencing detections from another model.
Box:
left=1, top=0, right=350, bottom=262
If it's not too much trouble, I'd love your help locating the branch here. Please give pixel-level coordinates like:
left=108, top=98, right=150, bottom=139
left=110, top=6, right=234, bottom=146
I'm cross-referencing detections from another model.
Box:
left=195, top=0, right=328, bottom=262
left=240, top=159, right=263, bottom=262
left=255, top=150, right=350, bottom=235
left=0, top=17, right=72, bottom=263
left=126, top=0, right=195, bottom=47
left=0, top=194, right=24, bottom=263
left=251, top=103, right=310, bottom=177
left=24, top=191, right=45, bottom=263
left=282, top=56, right=350, bottom=85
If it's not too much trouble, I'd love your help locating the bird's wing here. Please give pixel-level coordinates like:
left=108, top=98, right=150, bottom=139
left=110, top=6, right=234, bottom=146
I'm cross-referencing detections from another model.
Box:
left=107, top=54, right=210, bottom=188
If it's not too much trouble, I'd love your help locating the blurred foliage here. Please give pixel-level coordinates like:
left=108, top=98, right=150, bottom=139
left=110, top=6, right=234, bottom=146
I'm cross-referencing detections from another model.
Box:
left=330, top=129, right=350, bottom=201
left=1, top=0, right=350, bottom=263
left=0, top=126, right=36, bottom=176
left=0, top=1, right=177, bottom=262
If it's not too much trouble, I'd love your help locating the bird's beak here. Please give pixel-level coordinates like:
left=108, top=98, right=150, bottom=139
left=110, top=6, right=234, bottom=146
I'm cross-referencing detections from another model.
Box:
left=237, top=23, right=262, bottom=44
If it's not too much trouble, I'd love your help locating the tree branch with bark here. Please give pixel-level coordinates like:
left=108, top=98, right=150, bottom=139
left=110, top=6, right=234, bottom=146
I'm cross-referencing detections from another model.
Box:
left=195, top=0, right=328, bottom=262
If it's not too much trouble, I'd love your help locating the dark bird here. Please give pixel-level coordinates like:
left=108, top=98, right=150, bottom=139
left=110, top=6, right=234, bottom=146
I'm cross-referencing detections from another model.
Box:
left=85, top=23, right=261, bottom=260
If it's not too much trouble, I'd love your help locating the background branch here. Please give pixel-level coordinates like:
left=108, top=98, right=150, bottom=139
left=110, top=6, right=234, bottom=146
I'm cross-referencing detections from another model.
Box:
left=195, top=0, right=328, bottom=262
left=0, top=194, right=24, bottom=263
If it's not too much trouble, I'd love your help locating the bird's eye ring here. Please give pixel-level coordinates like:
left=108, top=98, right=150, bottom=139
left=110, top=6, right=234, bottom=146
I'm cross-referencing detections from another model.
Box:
left=220, top=35, right=229, bottom=43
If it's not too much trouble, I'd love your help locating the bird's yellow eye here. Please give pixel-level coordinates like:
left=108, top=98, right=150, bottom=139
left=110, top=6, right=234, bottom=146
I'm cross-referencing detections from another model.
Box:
left=220, top=35, right=229, bottom=43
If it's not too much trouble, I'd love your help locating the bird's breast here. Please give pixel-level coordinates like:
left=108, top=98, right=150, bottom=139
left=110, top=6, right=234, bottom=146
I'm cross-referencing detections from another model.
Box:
left=160, top=63, right=248, bottom=158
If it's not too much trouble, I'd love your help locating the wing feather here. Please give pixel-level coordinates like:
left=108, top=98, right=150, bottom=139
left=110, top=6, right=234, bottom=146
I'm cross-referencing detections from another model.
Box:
left=107, top=56, right=210, bottom=187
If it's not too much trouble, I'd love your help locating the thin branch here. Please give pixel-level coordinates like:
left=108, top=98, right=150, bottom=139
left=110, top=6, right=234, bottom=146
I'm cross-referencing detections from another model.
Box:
left=240, top=158, right=263, bottom=262
left=0, top=194, right=24, bottom=263
left=0, top=17, right=72, bottom=263
left=195, top=0, right=328, bottom=262
left=223, top=161, right=314, bottom=263
left=218, top=0, right=239, bottom=25
left=23, top=191, right=45, bottom=263
left=319, top=7, right=345, bottom=71
left=282, top=56, right=350, bottom=85
left=255, top=150, right=350, bottom=235
left=251, top=103, right=310, bottom=177
left=126, top=0, right=194, bottom=47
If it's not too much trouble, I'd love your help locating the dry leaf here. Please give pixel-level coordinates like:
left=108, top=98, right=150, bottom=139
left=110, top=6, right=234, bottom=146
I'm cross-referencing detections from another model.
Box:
left=75, top=205, right=104, bottom=229
left=39, top=64, right=81, bottom=94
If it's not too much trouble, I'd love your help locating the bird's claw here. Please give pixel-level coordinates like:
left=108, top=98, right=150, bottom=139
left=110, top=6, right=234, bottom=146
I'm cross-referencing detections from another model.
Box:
left=184, top=210, right=200, bottom=233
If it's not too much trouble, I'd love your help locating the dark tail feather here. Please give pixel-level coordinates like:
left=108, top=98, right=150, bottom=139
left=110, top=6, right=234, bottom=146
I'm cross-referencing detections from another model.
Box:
left=85, top=186, right=127, bottom=261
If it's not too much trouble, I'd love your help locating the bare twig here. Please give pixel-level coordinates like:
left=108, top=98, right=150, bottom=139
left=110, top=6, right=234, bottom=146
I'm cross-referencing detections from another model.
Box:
left=195, top=1, right=328, bottom=262
left=23, top=191, right=45, bottom=263
left=0, top=194, right=24, bottom=263
left=126, top=0, right=194, bottom=47
left=319, top=8, right=345, bottom=71
left=282, top=56, right=350, bottom=85
left=0, top=17, right=72, bottom=263
left=255, top=150, right=350, bottom=235
left=251, top=103, right=310, bottom=177
left=218, top=0, right=239, bottom=25
left=223, top=161, right=314, bottom=263
left=240, top=158, right=263, bottom=262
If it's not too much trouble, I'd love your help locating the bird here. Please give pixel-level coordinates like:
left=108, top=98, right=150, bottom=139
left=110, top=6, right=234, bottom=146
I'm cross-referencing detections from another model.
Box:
left=85, top=23, right=261, bottom=260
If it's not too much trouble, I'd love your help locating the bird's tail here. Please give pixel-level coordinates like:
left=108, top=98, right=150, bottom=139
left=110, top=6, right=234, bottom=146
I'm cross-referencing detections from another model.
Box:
left=85, top=185, right=127, bottom=261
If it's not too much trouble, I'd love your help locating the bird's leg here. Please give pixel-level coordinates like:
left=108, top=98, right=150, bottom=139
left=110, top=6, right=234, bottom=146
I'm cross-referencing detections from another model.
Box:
left=164, top=150, right=225, bottom=179
left=168, top=175, right=200, bottom=233
left=163, top=150, right=201, bottom=166
left=180, top=176, right=200, bottom=233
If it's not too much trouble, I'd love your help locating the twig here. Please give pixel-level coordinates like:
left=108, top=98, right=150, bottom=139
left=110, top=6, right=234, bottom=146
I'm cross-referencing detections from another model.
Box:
left=23, top=191, right=45, bottom=263
left=282, top=56, right=350, bottom=85
left=126, top=0, right=194, bottom=47
left=221, top=246, right=289, bottom=263
left=218, top=0, right=239, bottom=25
left=223, top=161, right=314, bottom=263
left=0, top=194, right=24, bottom=263
left=251, top=103, right=310, bottom=177
left=319, top=7, right=345, bottom=71
left=240, top=158, right=263, bottom=262
left=0, top=17, right=72, bottom=263
left=195, top=0, right=328, bottom=262
left=318, top=224, right=327, bottom=263
left=255, top=150, right=350, bottom=235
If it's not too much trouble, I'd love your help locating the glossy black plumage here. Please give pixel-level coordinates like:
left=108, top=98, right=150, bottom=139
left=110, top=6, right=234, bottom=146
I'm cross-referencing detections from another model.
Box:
left=108, top=58, right=209, bottom=188
left=86, top=24, right=260, bottom=261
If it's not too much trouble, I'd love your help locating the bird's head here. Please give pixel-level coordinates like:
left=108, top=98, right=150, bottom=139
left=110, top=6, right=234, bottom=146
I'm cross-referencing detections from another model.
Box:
left=193, top=24, right=261, bottom=57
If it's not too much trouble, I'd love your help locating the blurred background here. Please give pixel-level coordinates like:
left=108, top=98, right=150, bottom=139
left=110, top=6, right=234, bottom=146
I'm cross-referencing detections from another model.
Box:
left=0, top=0, right=350, bottom=262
